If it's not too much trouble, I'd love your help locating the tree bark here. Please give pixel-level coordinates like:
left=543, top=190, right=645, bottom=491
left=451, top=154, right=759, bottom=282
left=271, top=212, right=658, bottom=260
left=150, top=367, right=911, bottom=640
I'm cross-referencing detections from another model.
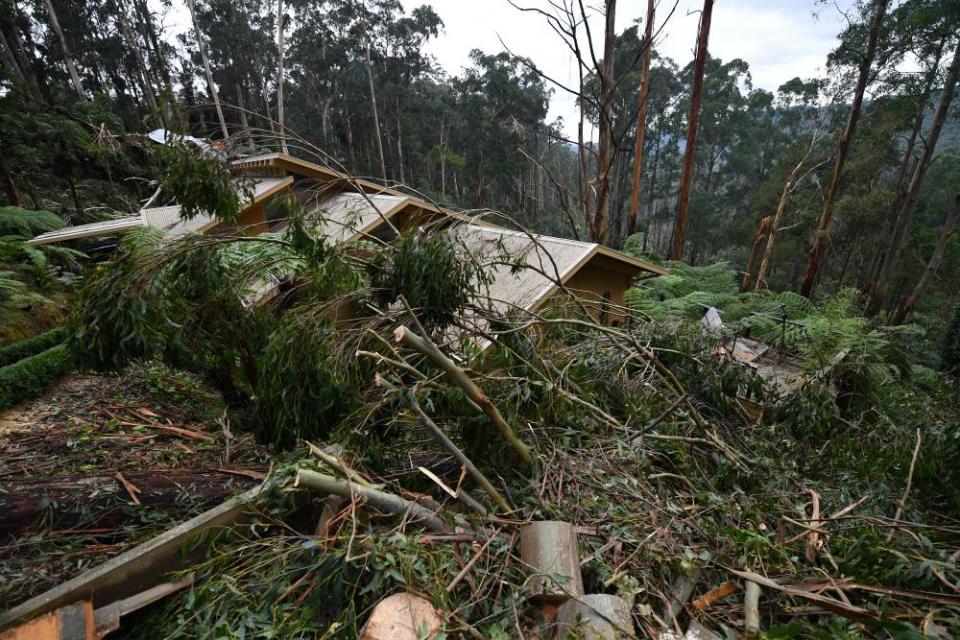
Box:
left=42, top=0, right=84, bottom=99
left=366, top=42, right=386, bottom=180
left=276, top=0, right=288, bottom=154
left=867, top=36, right=960, bottom=316
left=754, top=156, right=807, bottom=291
left=800, top=0, right=889, bottom=298
left=591, top=0, right=618, bottom=244
left=186, top=0, right=229, bottom=141
left=741, top=216, right=770, bottom=291
left=892, top=194, right=960, bottom=324
left=670, top=0, right=713, bottom=261
left=394, top=326, right=532, bottom=468
left=0, top=26, right=25, bottom=86
left=627, top=0, right=655, bottom=239
left=295, top=469, right=447, bottom=533
left=115, top=0, right=162, bottom=127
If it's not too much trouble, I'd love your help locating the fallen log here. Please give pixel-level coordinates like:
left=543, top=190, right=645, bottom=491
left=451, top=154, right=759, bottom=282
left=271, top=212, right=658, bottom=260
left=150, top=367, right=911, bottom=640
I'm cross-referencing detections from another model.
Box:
left=0, top=468, right=266, bottom=537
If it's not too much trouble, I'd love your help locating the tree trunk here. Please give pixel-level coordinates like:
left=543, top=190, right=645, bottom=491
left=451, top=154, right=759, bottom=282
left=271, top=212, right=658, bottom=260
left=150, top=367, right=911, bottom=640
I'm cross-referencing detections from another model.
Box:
left=6, top=16, right=47, bottom=100
left=366, top=42, right=386, bottom=180
left=186, top=0, right=229, bottom=141
left=867, top=36, right=960, bottom=316
left=42, top=0, right=84, bottom=99
left=800, top=0, right=889, bottom=298
left=627, top=0, right=655, bottom=239
left=741, top=216, right=771, bottom=291
left=236, top=84, right=253, bottom=147
left=670, top=0, right=713, bottom=261
left=0, top=27, right=25, bottom=86
left=396, top=97, right=405, bottom=184
left=133, top=0, right=177, bottom=125
left=591, top=0, right=618, bottom=244
left=642, top=130, right=661, bottom=252
left=115, top=0, right=162, bottom=127
left=276, top=0, right=288, bottom=154
left=892, top=195, right=960, bottom=324
left=754, top=162, right=802, bottom=290
left=867, top=39, right=944, bottom=293
left=0, top=146, right=21, bottom=206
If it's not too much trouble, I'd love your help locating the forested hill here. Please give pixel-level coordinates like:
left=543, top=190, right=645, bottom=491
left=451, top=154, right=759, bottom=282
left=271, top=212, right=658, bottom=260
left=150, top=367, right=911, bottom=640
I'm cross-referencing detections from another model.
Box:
left=0, top=0, right=959, bottom=328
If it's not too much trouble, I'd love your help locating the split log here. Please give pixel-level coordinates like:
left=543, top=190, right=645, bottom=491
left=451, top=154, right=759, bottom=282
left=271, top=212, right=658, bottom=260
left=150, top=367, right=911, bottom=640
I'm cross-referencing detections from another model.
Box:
left=0, top=468, right=265, bottom=537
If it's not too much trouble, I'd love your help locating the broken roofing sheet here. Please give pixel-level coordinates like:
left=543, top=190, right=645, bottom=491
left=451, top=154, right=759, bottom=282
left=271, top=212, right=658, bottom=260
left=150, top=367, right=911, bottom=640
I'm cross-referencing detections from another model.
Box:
left=25, top=176, right=293, bottom=246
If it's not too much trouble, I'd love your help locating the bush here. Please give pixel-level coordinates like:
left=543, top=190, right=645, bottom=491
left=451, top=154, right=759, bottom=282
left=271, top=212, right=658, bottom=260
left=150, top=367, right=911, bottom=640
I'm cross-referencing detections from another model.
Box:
left=0, top=344, right=73, bottom=409
left=253, top=314, right=359, bottom=448
left=0, top=326, right=67, bottom=367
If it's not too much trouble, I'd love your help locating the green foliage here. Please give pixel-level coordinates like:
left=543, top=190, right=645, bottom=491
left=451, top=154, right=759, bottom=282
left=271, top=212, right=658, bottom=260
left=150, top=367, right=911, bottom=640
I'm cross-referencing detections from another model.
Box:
left=254, top=314, right=359, bottom=448
left=0, top=207, right=64, bottom=239
left=943, top=301, right=960, bottom=375
left=153, top=144, right=250, bottom=223
left=370, top=229, right=488, bottom=333
left=0, top=326, right=67, bottom=367
left=0, top=344, right=73, bottom=409
left=68, top=229, right=173, bottom=371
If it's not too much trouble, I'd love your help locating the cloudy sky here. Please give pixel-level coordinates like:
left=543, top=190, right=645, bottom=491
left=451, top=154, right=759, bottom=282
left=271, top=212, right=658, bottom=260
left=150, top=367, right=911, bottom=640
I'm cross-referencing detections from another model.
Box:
left=159, top=0, right=857, bottom=138
left=401, top=0, right=857, bottom=137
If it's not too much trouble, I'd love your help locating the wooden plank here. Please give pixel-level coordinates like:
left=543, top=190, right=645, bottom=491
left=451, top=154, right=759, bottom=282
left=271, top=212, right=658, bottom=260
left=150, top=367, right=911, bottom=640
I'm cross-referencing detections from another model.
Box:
left=0, top=486, right=263, bottom=633
left=0, top=602, right=94, bottom=640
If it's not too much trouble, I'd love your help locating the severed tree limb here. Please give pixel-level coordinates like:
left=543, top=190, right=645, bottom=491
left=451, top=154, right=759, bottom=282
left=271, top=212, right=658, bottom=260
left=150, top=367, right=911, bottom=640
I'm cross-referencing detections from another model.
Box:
left=305, top=441, right=380, bottom=490
left=887, top=428, right=922, bottom=542
left=405, top=391, right=513, bottom=514
left=394, top=325, right=533, bottom=467
left=744, top=580, right=762, bottom=636
left=294, top=469, right=448, bottom=533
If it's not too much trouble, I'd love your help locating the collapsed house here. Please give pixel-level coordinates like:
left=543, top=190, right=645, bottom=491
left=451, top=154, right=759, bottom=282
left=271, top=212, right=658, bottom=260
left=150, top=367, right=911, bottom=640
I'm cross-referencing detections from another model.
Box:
left=27, top=153, right=666, bottom=325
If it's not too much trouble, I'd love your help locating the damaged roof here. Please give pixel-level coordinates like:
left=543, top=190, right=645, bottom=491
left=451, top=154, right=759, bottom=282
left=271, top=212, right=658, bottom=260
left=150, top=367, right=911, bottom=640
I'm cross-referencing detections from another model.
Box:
left=26, top=176, right=293, bottom=246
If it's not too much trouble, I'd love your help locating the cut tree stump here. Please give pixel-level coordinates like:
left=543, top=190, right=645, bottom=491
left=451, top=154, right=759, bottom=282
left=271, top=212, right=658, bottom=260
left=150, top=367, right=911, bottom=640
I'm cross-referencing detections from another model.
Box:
left=359, top=593, right=441, bottom=640
left=554, top=594, right=634, bottom=639
left=520, top=521, right=584, bottom=603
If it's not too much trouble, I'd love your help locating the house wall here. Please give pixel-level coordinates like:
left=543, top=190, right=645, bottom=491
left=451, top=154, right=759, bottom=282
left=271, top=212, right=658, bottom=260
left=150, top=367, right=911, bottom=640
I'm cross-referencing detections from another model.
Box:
left=553, top=263, right=634, bottom=326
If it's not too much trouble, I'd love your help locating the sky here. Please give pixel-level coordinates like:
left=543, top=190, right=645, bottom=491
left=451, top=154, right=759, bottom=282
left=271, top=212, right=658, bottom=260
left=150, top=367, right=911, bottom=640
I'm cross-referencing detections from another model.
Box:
left=157, top=0, right=858, bottom=139
left=400, top=0, right=857, bottom=137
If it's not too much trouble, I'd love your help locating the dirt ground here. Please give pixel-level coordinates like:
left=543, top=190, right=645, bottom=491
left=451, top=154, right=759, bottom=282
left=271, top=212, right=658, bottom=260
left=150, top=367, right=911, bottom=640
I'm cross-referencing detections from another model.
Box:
left=0, top=364, right=270, bottom=607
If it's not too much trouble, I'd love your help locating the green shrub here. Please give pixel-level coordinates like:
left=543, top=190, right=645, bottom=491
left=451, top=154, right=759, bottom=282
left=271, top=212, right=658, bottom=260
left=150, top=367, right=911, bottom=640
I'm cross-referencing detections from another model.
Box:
left=943, top=301, right=960, bottom=376
left=0, top=326, right=67, bottom=367
left=370, top=230, right=490, bottom=333
left=253, top=314, right=359, bottom=449
left=0, top=344, right=73, bottom=409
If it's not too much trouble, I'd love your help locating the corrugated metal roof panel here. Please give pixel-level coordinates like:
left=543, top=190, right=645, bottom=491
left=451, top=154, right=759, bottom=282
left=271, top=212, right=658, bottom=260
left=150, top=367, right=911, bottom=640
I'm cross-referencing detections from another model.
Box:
left=456, top=224, right=596, bottom=315
left=27, top=177, right=292, bottom=245
left=25, top=216, right=145, bottom=246
left=303, top=192, right=409, bottom=243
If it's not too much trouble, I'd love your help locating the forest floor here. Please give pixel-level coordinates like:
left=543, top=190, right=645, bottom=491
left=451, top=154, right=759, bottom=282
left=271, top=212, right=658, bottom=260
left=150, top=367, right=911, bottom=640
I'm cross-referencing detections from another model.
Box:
left=0, top=364, right=269, bottom=607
